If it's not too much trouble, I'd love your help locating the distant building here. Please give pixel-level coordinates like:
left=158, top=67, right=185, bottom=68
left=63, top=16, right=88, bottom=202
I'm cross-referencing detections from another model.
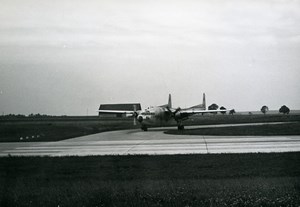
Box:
left=98, top=103, right=141, bottom=117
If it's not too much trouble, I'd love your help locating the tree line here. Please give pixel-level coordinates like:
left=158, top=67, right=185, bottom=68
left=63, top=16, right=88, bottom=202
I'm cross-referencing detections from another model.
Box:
left=1, top=105, right=292, bottom=117
left=0, top=113, right=57, bottom=118
left=260, top=105, right=290, bottom=115
left=207, top=104, right=291, bottom=115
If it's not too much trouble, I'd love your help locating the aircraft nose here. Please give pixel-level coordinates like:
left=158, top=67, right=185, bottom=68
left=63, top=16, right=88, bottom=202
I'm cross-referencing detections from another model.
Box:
left=137, top=116, right=143, bottom=123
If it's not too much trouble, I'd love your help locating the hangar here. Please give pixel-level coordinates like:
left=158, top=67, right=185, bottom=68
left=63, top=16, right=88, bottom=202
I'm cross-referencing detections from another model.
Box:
left=98, top=103, right=141, bottom=117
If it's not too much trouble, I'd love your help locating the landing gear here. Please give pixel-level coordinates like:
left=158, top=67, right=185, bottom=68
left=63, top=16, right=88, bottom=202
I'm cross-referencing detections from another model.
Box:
left=177, top=121, right=184, bottom=130
left=177, top=125, right=184, bottom=130
left=141, top=125, right=148, bottom=131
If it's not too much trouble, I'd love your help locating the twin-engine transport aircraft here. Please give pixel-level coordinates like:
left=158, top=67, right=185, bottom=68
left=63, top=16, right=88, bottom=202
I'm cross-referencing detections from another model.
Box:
left=98, top=94, right=226, bottom=131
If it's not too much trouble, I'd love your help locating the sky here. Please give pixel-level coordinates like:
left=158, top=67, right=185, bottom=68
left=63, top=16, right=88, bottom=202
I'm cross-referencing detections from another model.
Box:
left=0, top=0, right=299, bottom=115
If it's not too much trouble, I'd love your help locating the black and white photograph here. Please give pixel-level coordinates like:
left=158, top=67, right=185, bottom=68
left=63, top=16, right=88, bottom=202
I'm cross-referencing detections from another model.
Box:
left=1, top=0, right=300, bottom=206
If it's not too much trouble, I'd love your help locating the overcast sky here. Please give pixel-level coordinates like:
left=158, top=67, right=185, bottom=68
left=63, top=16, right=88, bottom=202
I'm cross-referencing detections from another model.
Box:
left=0, top=0, right=299, bottom=115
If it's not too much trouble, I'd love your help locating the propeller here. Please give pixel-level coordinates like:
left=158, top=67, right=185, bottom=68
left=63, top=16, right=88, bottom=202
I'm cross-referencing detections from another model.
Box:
left=133, top=105, right=138, bottom=126
left=166, top=107, right=181, bottom=119
left=174, top=107, right=181, bottom=114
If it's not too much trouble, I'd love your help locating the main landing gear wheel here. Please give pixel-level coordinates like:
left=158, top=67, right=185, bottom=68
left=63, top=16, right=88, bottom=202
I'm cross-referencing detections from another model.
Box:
left=177, top=125, right=184, bottom=130
left=141, top=125, right=148, bottom=131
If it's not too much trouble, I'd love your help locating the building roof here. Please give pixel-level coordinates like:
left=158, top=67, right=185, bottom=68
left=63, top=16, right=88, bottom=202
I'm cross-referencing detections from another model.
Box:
left=99, top=103, right=141, bottom=111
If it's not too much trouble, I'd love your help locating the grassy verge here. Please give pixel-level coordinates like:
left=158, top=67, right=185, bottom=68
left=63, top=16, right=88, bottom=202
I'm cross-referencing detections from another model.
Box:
left=166, top=122, right=300, bottom=136
left=0, top=153, right=299, bottom=206
left=184, top=114, right=300, bottom=126
left=0, top=117, right=138, bottom=142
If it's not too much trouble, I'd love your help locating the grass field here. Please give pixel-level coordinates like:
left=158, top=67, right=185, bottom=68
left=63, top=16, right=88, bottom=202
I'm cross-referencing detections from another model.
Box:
left=184, top=113, right=300, bottom=126
left=166, top=122, right=300, bottom=136
left=0, top=153, right=299, bottom=206
left=0, top=117, right=138, bottom=142
left=1, top=114, right=300, bottom=142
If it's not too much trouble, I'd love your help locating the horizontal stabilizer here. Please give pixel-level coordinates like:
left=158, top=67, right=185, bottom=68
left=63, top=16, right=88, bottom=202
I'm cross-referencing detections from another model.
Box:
left=188, top=93, right=206, bottom=110
left=160, top=94, right=172, bottom=108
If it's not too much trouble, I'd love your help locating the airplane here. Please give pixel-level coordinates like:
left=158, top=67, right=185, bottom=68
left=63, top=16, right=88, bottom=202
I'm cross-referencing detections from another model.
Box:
left=98, top=93, right=227, bottom=131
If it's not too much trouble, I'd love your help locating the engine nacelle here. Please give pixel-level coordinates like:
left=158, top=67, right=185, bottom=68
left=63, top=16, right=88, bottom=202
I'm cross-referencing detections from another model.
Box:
left=174, top=112, right=182, bottom=120
left=137, top=116, right=143, bottom=123
left=174, top=111, right=189, bottom=121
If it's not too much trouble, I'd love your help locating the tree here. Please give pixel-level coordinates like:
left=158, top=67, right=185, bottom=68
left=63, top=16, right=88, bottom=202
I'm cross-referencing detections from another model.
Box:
left=220, top=106, right=226, bottom=114
left=261, top=105, right=269, bottom=115
left=208, top=103, right=219, bottom=114
left=208, top=103, right=219, bottom=110
left=229, top=109, right=236, bottom=115
left=279, top=105, right=290, bottom=114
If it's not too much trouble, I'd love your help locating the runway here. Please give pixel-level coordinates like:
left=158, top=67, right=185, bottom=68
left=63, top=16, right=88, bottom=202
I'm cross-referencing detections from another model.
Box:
left=1, top=123, right=300, bottom=156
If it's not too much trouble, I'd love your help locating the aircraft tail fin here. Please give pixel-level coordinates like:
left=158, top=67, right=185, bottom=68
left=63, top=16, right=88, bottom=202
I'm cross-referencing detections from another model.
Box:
left=168, top=94, right=172, bottom=108
left=160, top=94, right=172, bottom=108
left=202, top=93, right=206, bottom=109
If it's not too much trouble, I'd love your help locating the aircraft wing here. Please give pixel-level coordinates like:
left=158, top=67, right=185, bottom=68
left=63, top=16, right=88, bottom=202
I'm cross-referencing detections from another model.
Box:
left=98, top=110, right=135, bottom=114
left=179, top=109, right=227, bottom=114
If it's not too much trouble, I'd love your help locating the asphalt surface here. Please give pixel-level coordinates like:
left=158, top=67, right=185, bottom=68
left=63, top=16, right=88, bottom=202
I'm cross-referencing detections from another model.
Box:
left=0, top=123, right=300, bottom=156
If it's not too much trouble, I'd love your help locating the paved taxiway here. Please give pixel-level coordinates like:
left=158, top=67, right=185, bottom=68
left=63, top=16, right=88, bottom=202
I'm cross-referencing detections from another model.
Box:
left=1, top=123, right=300, bottom=156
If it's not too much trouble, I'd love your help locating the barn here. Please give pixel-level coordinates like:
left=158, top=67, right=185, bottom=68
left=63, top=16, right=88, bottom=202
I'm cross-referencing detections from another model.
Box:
left=98, top=103, right=141, bottom=117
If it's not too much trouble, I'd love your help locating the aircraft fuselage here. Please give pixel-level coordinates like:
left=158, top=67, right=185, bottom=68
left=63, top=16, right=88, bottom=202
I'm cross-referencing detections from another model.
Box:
left=98, top=93, right=227, bottom=131
left=137, top=106, right=172, bottom=127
